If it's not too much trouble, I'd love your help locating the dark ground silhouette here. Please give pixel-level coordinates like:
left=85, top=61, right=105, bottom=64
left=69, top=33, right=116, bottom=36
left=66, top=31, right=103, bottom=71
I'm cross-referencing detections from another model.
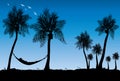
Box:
left=0, top=69, right=120, bottom=80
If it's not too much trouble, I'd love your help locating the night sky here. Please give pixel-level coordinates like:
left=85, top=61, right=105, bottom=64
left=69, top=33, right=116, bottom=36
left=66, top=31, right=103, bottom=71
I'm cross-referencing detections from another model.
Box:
left=0, top=0, right=120, bottom=70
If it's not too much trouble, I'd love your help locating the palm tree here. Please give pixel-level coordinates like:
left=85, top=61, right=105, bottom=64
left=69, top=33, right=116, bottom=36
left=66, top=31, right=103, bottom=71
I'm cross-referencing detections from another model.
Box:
left=31, top=9, right=66, bottom=71
left=87, top=53, right=93, bottom=69
left=113, top=52, right=119, bottom=70
left=75, top=31, right=93, bottom=69
left=106, top=56, right=111, bottom=70
left=95, top=15, right=119, bottom=69
left=92, top=43, right=102, bottom=69
left=3, top=6, right=30, bottom=70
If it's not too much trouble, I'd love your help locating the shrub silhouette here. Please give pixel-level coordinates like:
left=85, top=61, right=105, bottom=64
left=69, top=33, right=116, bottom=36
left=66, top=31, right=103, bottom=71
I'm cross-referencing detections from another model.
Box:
left=75, top=31, right=93, bottom=69
left=3, top=6, right=30, bottom=70
left=95, top=15, right=119, bottom=69
left=31, top=9, right=66, bottom=71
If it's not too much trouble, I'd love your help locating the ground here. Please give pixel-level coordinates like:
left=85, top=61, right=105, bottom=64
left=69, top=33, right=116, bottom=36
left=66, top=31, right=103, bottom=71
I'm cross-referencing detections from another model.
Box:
left=0, top=69, right=120, bottom=80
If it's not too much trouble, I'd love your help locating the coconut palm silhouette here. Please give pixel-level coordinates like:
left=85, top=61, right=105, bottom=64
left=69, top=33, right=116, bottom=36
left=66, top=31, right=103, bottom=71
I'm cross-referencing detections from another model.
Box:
left=3, top=6, right=30, bottom=70
left=75, top=31, right=93, bottom=69
left=92, top=43, right=102, bottom=69
left=106, top=56, right=111, bottom=70
left=87, top=53, right=93, bottom=69
left=95, top=15, right=119, bottom=69
left=112, top=52, right=119, bottom=70
left=31, top=9, right=66, bottom=71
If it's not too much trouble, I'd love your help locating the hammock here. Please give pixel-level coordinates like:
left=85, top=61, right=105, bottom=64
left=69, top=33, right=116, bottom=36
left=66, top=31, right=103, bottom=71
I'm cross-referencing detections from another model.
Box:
left=13, top=53, right=47, bottom=65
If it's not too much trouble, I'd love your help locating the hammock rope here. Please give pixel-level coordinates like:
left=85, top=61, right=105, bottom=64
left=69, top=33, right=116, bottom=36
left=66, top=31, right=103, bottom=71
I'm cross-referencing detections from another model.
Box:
left=13, top=53, right=47, bottom=65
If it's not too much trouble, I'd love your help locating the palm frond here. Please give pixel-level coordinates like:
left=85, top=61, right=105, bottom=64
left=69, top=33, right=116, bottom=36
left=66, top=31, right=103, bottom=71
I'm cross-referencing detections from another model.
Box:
left=75, top=36, right=83, bottom=49
left=3, top=6, right=30, bottom=37
left=37, top=9, right=50, bottom=31
left=30, top=24, right=41, bottom=31
left=109, top=25, right=119, bottom=39
left=38, top=16, right=49, bottom=32
left=75, top=31, right=92, bottom=50
left=87, top=54, right=93, bottom=60
left=54, top=28, right=66, bottom=43
left=84, top=31, right=93, bottom=50
left=56, top=20, right=65, bottom=30
left=96, top=15, right=119, bottom=38
left=3, top=18, right=16, bottom=38
left=113, top=52, right=119, bottom=60
left=92, top=43, right=102, bottom=55
left=33, top=30, right=47, bottom=47
left=106, top=56, right=111, bottom=62
left=95, top=20, right=106, bottom=35
left=32, top=9, right=66, bottom=47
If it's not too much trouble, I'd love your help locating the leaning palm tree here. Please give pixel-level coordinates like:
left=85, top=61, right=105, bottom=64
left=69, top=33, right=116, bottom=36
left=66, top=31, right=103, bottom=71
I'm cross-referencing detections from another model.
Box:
left=113, top=52, right=119, bottom=70
left=87, top=53, right=93, bottom=69
left=106, top=56, right=111, bottom=70
left=92, top=43, right=102, bottom=69
left=3, top=6, right=30, bottom=70
left=75, top=31, right=93, bottom=69
left=95, top=15, right=119, bottom=69
left=31, top=9, right=66, bottom=71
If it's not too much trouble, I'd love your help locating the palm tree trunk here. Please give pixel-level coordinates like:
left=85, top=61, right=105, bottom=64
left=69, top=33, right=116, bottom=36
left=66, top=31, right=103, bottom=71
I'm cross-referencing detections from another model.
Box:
left=83, top=47, right=89, bottom=69
left=96, top=54, right=98, bottom=69
left=107, top=62, right=109, bottom=70
left=7, top=32, right=18, bottom=70
left=98, top=33, right=109, bottom=69
left=115, top=60, right=117, bottom=70
left=44, top=33, right=52, bottom=71
left=88, top=60, right=90, bottom=69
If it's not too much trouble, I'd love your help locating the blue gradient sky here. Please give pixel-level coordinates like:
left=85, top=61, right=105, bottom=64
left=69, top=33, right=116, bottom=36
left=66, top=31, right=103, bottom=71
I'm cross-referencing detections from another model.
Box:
left=0, top=0, right=120, bottom=70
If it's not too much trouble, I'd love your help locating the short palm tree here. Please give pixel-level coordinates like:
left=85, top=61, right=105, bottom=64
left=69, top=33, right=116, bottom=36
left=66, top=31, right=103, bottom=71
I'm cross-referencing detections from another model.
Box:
left=31, top=9, right=66, bottom=71
left=87, top=53, right=93, bottom=69
left=3, top=6, right=30, bottom=70
left=92, top=43, right=102, bottom=69
left=95, top=15, right=119, bottom=69
left=75, top=31, right=93, bottom=69
left=113, top=52, right=119, bottom=70
left=106, top=56, right=111, bottom=70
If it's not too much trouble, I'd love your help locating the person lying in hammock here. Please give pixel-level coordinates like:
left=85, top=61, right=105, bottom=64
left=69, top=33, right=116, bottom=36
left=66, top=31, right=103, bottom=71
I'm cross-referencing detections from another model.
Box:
left=13, top=53, right=47, bottom=65
left=19, top=58, right=32, bottom=65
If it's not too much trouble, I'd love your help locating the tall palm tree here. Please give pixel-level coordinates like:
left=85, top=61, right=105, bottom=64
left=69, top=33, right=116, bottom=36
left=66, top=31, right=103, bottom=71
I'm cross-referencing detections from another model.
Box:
left=95, top=15, right=119, bottom=69
left=92, top=43, right=102, bottom=69
left=31, top=9, right=66, bottom=71
left=75, top=31, right=93, bottom=69
left=3, top=6, right=30, bottom=70
left=87, top=53, right=93, bottom=69
left=106, top=56, right=111, bottom=70
left=113, top=52, right=119, bottom=70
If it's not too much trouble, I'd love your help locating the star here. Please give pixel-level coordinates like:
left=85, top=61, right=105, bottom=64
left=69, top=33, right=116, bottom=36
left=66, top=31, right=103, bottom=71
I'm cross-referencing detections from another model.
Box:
left=27, top=6, right=32, bottom=9
left=20, top=4, right=25, bottom=7
left=7, top=3, right=10, bottom=6
left=33, top=11, right=38, bottom=16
